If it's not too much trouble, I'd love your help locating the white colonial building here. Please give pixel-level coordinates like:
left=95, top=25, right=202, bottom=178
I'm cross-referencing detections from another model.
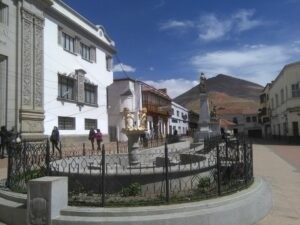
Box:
left=169, top=102, right=189, bottom=135
left=0, top=0, right=116, bottom=141
left=43, top=0, right=116, bottom=138
left=269, top=62, right=300, bottom=139
left=107, top=78, right=172, bottom=142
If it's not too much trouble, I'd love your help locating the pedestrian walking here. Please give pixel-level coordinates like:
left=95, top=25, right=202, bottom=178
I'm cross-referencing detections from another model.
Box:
left=50, top=126, right=62, bottom=158
left=95, top=129, right=103, bottom=151
left=88, top=128, right=95, bottom=150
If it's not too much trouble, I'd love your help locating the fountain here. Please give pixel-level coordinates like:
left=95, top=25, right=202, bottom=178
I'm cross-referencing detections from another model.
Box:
left=121, top=107, right=147, bottom=166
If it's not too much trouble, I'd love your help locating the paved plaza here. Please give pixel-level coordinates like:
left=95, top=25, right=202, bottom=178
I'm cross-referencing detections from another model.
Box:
left=254, top=143, right=300, bottom=225
left=0, top=143, right=299, bottom=225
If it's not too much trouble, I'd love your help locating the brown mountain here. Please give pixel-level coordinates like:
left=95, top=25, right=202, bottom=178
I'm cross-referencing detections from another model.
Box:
left=173, top=74, right=263, bottom=115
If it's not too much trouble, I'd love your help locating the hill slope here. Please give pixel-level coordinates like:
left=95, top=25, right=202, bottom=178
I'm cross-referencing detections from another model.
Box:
left=174, top=74, right=263, bottom=115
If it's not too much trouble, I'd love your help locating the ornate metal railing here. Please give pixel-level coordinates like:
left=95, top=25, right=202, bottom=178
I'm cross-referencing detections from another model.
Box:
left=6, top=137, right=253, bottom=206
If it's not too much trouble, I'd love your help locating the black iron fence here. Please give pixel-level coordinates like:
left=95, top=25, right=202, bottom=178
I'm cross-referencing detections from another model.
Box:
left=6, top=136, right=253, bottom=206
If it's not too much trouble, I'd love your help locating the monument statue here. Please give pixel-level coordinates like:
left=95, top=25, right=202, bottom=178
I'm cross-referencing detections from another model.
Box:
left=199, top=72, right=207, bottom=93
left=210, top=105, right=217, bottom=121
left=123, top=107, right=134, bottom=130
left=138, top=107, right=147, bottom=130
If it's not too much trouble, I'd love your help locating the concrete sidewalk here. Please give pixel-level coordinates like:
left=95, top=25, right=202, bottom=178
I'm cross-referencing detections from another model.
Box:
left=254, top=144, right=300, bottom=225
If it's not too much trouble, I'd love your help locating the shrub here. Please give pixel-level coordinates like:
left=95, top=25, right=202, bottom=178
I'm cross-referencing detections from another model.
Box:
left=197, top=176, right=211, bottom=193
left=121, top=182, right=142, bottom=197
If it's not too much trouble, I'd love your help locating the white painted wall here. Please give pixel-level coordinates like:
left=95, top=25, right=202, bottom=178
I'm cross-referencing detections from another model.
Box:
left=269, top=63, right=300, bottom=136
left=169, top=102, right=189, bottom=135
left=43, top=13, right=113, bottom=136
left=107, top=79, right=142, bottom=141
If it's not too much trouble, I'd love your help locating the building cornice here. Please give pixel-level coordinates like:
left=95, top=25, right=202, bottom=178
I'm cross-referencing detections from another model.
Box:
left=271, top=61, right=300, bottom=88
left=46, top=1, right=116, bottom=55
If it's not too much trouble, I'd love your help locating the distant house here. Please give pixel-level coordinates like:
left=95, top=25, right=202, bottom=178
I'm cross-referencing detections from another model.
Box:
left=258, top=84, right=272, bottom=138
left=107, top=78, right=172, bottom=142
left=169, top=102, right=189, bottom=136
left=219, top=109, right=262, bottom=137
left=0, top=0, right=116, bottom=142
left=268, top=62, right=300, bottom=140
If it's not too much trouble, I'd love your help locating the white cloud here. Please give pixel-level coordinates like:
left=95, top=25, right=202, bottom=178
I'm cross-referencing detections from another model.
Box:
left=113, top=63, right=136, bottom=73
left=144, top=79, right=198, bottom=98
left=233, top=9, right=263, bottom=32
left=198, top=14, right=231, bottom=41
left=154, top=0, right=165, bottom=8
left=159, top=20, right=194, bottom=30
left=198, top=9, right=264, bottom=41
left=190, top=45, right=297, bottom=85
left=149, top=67, right=155, bottom=71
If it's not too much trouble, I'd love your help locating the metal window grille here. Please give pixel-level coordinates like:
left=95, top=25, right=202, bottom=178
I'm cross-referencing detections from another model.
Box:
left=85, top=118, right=97, bottom=130
left=58, top=116, right=75, bottom=130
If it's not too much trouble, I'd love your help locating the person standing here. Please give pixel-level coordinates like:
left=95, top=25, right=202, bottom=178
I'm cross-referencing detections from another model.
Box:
left=50, top=126, right=62, bottom=158
left=95, top=129, right=103, bottom=151
left=88, top=128, right=95, bottom=150
left=0, top=126, right=8, bottom=158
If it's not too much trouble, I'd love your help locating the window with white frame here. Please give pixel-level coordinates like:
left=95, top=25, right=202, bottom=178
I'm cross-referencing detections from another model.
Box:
left=0, top=3, right=8, bottom=25
left=58, top=75, right=76, bottom=100
left=62, top=32, right=75, bottom=53
left=291, top=82, right=300, bottom=97
left=81, top=43, right=91, bottom=61
left=58, top=116, right=75, bottom=130
left=85, top=119, right=97, bottom=130
left=84, top=83, right=97, bottom=105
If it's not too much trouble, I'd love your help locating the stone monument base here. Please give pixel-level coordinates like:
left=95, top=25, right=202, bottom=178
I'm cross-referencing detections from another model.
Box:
left=194, top=122, right=220, bottom=142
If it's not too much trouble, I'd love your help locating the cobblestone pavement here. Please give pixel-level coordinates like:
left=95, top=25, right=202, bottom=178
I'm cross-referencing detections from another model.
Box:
left=254, top=144, right=300, bottom=225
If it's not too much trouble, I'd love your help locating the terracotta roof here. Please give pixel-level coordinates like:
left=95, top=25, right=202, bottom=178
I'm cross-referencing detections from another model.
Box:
left=219, top=119, right=236, bottom=127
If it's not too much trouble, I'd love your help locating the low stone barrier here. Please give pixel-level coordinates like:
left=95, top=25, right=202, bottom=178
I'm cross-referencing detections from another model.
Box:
left=0, top=176, right=272, bottom=225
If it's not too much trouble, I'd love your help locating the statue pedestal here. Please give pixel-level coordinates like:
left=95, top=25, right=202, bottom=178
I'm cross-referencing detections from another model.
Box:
left=123, top=129, right=146, bottom=166
left=127, top=132, right=140, bottom=166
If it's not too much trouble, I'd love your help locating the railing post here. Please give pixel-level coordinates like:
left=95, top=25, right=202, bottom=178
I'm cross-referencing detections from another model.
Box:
left=46, top=139, right=50, bottom=175
left=101, top=144, right=105, bottom=207
left=6, top=143, right=12, bottom=187
left=236, top=139, right=240, bottom=161
left=22, top=141, right=27, bottom=175
left=117, top=140, right=119, bottom=154
left=164, top=142, right=170, bottom=203
left=83, top=143, right=86, bottom=156
left=225, top=138, right=228, bottom=160
left=243, top=141, right=248, bottom=185
left=216, top=144, right=221, bottom=196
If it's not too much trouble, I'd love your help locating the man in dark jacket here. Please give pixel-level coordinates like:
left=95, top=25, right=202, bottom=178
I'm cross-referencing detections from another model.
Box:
left=50, top=126, right=62, bottom=158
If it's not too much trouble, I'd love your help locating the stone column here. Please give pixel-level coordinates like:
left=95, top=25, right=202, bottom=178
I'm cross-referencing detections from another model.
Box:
left=19, top=9, right=45, bottom=141
left=76, top=69, right=86, bottom=105
left=27, top=177, right=68, bottom=225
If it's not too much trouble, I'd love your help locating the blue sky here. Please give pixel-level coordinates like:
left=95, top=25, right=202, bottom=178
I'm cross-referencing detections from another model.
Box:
left=63, top=0, right=300, bottom=98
